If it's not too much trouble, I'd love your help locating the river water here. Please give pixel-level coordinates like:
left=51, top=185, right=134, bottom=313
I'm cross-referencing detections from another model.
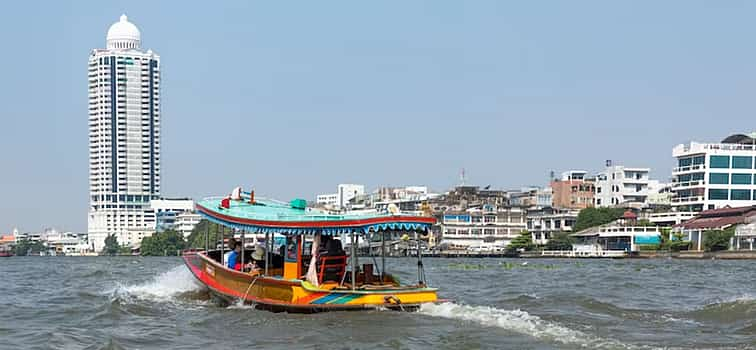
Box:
left=0, top=257, right=753, bottom=349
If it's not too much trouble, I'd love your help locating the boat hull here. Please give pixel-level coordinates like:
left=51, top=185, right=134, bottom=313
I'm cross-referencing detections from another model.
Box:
left=182, top=251, right=437, bottom=313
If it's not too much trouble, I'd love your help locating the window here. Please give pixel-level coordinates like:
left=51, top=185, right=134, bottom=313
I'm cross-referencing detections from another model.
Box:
left=709, top=173, right=729, bottom=184
left=708, top=189, right=728, bottom=200
left=732, top=156, right=753, bottom=169
left=678, top=158, right=692, bottom=167
left=692, top=156, right=705, bottom=165
left=710, top=155, right=730, bottom=168
left=731, top=173, right=752, bottom=185
left=691, top=172, right=704, bottom=181
left=731, top=189, right=751, bottom=201
left=678, top=174, right=691, bottom=182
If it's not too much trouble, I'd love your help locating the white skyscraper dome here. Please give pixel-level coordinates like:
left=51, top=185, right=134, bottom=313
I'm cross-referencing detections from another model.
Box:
left=106, top=14, right=141, bottom=50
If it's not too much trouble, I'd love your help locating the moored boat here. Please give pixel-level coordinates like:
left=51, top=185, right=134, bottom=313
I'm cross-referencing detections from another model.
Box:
left=183, top=189, right=439, bottom=313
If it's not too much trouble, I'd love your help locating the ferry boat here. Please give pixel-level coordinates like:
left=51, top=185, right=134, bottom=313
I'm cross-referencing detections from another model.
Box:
left=183, top=189, right=439, bottom=313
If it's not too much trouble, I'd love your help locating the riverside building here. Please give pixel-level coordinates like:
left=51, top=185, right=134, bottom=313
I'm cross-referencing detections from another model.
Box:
left=550, top=170, right=595, bottom=209
left=671, top=133, right=756, bottom=212
left=87, top=15, right=161, bottom=251
left=439, top=205, right=526, bottom=247
left=595, top=163, right=651, bottom=208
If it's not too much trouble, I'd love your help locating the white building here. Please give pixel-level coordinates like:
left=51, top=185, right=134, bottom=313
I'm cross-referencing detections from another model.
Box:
left=45, top=231, right=90, bottom=256
left=595, top=164, right=651, bottom=208
left=316, top=184, right=365, bottom=208
left=440, top=205, right=526, bottom=247
left=175, top=212, right=202, bottom=238
left=316, top=193, right=338, bottom=206
left=88, top=15, right=161, bottom=251
left=150, top=198, right=199, bottom=237
left=671, top=133, right=756, bottom=212
left=526, top=207, right=579, bottom=244
left=646, top=180, right=673, bottom=206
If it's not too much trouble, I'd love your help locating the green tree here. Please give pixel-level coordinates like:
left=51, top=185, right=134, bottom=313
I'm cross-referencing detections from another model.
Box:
left=13, top=239, right=46, bottom=256
left=186, top=219, right=222, bottom=249
left=507, top=230, right=535, bottom=251
left=573, top=207, right=625, bottom=232
left=101, top=234, right=122, bottom=256
left=140, top=230, right=187, bottom=256
left=636, top=219, right=655, bottom=227
left=544, top=232, right=574, bottom=251
left=661, top=231, right=690, bottom=252
left=703, top=227, right=735, bottom=252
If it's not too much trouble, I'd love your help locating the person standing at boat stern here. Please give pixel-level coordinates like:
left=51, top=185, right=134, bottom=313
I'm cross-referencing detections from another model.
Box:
left=227, top=242, right=242, bottom=270
left=223, top=238, right=236, bottom=266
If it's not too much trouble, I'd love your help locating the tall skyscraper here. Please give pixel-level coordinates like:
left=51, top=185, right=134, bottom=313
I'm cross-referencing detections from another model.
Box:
left=88, top=15, right=161, bottom=252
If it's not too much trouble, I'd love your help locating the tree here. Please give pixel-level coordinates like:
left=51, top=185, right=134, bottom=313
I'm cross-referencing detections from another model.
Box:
left=507, top=230, right=535, bottom=251
left=573, top=207, right=625, bottom=232
left=101, top=234, right=121, bottom=256
left=544, top=232, right=574, bottom=251
left=186, top=219, right=222, bottom=249
left=703, top=227, right=735, bottom=252
left=636, top=219, right=655, bottom=227
left=661, top=231, right=690, bottom=252
left=13, top=239, right=45, bottom=256
left=140, top=230, right=187, bottom=256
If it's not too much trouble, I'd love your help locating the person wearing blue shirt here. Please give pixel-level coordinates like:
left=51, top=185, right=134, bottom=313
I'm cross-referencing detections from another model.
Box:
left=227, top=242, right=242, bottom=270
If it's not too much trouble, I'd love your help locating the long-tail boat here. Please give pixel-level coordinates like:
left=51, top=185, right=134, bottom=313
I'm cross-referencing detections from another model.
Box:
left=182, top=189, right=438, bottom=313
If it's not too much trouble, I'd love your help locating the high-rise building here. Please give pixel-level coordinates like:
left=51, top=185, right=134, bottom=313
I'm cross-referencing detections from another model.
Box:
left=671, top=133, right=756, bottom=212
left=87, top=15, right=161, bottom=251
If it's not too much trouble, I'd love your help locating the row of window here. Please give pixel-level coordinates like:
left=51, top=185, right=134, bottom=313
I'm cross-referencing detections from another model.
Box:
left=91, top=195, right=158, bottom=202
left=710, top=155, right=754, bottom=169
left=678, top=155, right=755, bottom=169
left=678, top=155, right=706, bottom=167
left=709, top=173, right=756, bottom=185
left=445, top=228, right=517, bottom=235
left=708, top=189, right=756, bottom=201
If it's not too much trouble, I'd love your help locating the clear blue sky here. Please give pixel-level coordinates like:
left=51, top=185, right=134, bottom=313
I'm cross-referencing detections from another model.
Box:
left=0, top=1, right=753, bottom=233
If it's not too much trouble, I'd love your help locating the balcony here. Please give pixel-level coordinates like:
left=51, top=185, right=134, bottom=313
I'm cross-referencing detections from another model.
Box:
left=672, top=164, right=705, bottom=173
left=672, top=180, right=705, bottom=189
left=671, top=196, right=704, bottom=204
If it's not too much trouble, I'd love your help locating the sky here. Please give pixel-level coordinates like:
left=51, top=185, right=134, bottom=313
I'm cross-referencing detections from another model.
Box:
left=0, top=1, right=754, bottom=233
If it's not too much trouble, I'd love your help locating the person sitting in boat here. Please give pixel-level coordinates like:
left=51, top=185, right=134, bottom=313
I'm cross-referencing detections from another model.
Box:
left=249, top=245, right=266, bottom=270
left=270, top=245, right=284, bottom=268
left=323, top=238, right=345, bottom=257
left=223, top=238, right=236, bottom=265
left=227, top=242, right=242, bottom=271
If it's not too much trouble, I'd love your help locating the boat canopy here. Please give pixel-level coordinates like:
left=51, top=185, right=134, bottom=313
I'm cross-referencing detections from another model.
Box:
left=196, top=193, right=435, bottom=236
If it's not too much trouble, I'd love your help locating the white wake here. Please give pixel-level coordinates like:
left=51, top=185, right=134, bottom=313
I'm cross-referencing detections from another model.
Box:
left=420, top=302, right=636, bottom=349
left=113, top=265, right=205, bottom=303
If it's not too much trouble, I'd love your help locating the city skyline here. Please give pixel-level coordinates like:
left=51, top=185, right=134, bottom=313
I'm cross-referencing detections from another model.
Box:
left=1, top=1, right=755, bottom=232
